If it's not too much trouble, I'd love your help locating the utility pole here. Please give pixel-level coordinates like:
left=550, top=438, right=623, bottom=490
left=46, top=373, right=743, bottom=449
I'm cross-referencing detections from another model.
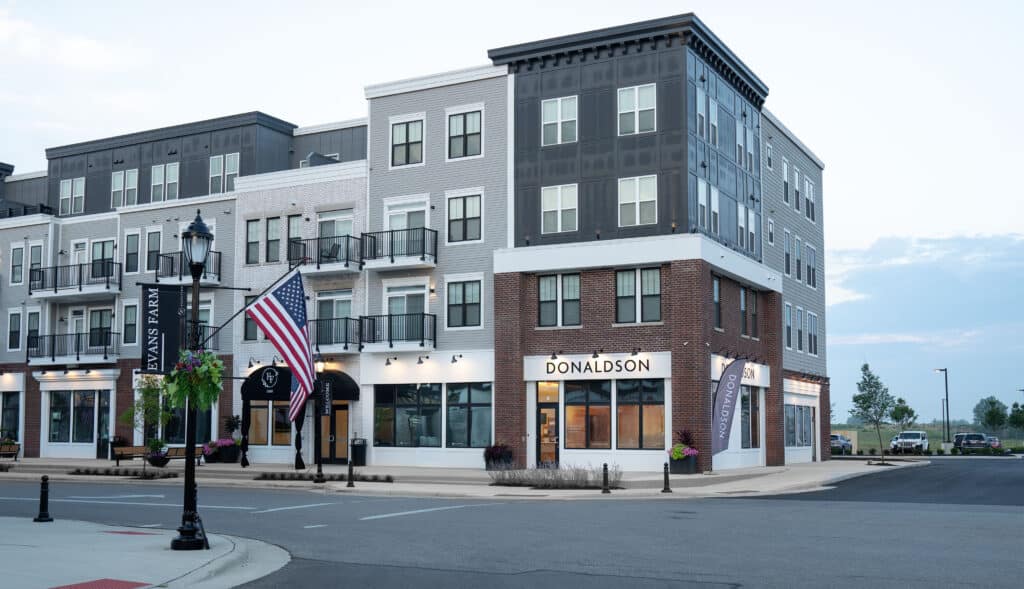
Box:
left=934, top=368, right=950, bottom=443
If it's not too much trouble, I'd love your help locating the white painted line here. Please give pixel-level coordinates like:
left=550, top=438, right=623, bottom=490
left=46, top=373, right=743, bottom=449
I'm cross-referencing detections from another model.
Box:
left=252, top=502, right=336, bottom=514
left=69, top=494, right=165, bottom=499
left=139, top=524, right=162, bottom=528
left=0, top=497, right=255, bottom=510
left=303, top=524, right=328, bottom=529
left=360, top=503, right=504, bottom=521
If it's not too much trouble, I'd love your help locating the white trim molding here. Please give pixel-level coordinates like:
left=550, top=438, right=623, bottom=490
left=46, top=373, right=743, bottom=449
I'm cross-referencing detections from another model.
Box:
left=233, top=160, right=367, bottom=192
left=293, top=118, right=367, bottom=136
left=443, top=272, right=485, bottom=332
left=444, top=187, right=485, bottom=246
left=365, top=64, right=508, bottom=99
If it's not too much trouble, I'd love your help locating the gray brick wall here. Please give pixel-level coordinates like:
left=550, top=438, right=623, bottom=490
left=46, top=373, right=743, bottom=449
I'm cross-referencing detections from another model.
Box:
left=760, top=112, right=826, bottom=376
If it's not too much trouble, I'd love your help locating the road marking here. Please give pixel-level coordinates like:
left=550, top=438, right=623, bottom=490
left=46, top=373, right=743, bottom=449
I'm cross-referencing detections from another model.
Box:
left=303, top=524, right=328, bottom=529
left=252, top=502, right=336, bottom=514
left=139, top=524, right=162, bottom=528
left=68, top=494, right=165, bottom=499
left=0, top=497, right=255, bottom=510
left=360, top=503, right=504, bottom=521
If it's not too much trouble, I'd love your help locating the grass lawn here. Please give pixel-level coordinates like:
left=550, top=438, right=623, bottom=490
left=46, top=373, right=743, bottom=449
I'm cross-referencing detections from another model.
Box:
left=829, top=424, right=1023, bottom=452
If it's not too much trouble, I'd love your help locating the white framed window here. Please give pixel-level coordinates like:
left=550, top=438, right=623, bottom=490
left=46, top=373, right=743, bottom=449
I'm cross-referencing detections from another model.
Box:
left=9, top=245, right=24, bottom=286
left=795, top=236, right=803, bottom=281
left=447, top=104, right=483, bottom=160
left=110, top=169, right=138, bottom=208
left=617, top=83, right=656, bottom=135
left=736, top=120, right=745, bottom=167
left=209, top=153, right=239, bottom=194
left=541, top=184, right=578, bottom=234
left=737, top=203, right=747, bottom=250
left=796, top=307, right=805, bottom=353
left=618, top=175, right=657, bottom=227
left=615, top=267, right=661, bottom=324
left=144, top=229, right=162, bottom=273
left=767, top=219, right=775, bottom=245
left=123, top=231, right=140, bottom=274
left=696, top=179, right=709, bottom=230
left=59, top=177, right=85, bottom=216
left=389, top=113, right=425, bottom=168
left=537, top=273, right=580, bottom=327
left=784, top=303, right=793, bottom=349
left=746, top=128, right=755, bottom=173
left=766, top=142, right=773, bottom=170
left=383, top=195, right=429, bottom=232
left=151, top=163, right=179, bottom=202
left=794, top=167, right=802, bottom=213
left=122, top=300, right=139, bottom=346
left=710, top=186, right=720, bottom=235
left=783, top=230, right=792, bottom=276
left=805, top=178, right=816, bottom=222
left=445, top=272, right=484, bottom=330
left=808, top=312, right=819, bottom=356
left=446, top=188, right=483, bottom=244
left=7, top=309, right=22, bottom=351
left=782, top=159, right=790, bottom=204
left=747, top=208, right=756, bottom=253
left=696, top=87, right=706, bottom=140
left=541, top=96, right=577, bottom=146
left=806, top=245, right=817, bottom=288
left=708, top=97, right=719, bottom=146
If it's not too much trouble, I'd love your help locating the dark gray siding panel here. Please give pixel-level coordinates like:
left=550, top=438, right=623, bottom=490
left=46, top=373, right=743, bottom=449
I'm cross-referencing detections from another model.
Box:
left=4, top=176, right=48, bottom=206
left=290, top=126, right=368, bottom=168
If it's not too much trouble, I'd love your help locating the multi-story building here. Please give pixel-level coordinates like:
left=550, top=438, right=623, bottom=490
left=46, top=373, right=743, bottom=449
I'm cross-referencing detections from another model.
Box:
left=0, top=12, right=826, bottom=472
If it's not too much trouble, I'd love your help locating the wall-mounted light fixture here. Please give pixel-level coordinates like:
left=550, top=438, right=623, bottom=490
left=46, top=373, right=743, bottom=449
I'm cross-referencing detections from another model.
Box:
left=592, top=349, right=603, bottom=359
left=550, top=350, right=562, bottom=360
left=451, top=354, right=462, bottom=364
left=247, top=357, right=261, bottom=369
left=631, top=348, right=641, bottom=356
left=384, top=356, right=398, bottom=367
left=271, top=355, right=282, bottom=367
left=417, top=355, right=430, bottom=365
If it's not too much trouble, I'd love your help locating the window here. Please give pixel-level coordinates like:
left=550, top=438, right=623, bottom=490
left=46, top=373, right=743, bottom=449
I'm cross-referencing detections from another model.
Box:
left=740, top=386, right=760, bottom=449
left=805, top=179, right=816, bottom=222
left=163, top=401, right=212, bottom=445
left=796, top=307, right=804, bottom=352
left=151, top=163, right=179, bottom=202
left=538, top=273, right=579, bottom=327
left=59, top=177, right=85, bottom=216
left=10, top=246, right=23, bottom=285
left=795, top=237, right=803, bottom=281
left=124, top=233, right=139, bottom=273
left=272, top=401, right=291, bottom=445
left=713, top=277, right=722, bottom=330
left=373, top=384, right=442, bottom=447
left=247, top=401, right=291, bottom=446
left=737, top=203, right=747, bottom=250
left=746, top=128, right=755, bottom=173
left=287, top=214, right=302, bottom=259
left=391, top=119, right=424, bottom=167
left=784, top=231, right=792, bottom=276
left=794, top=168, right=801, bottom=212
left=785, top=404, right=814, bottom=447
left=26, top=311, right=39, bottom=351
left=244, top=296, right=258, bottom=341
left=8, top=311, right=21, bottom=350
left=806, top=245, right=817, bottom=288
left=315, top=290, right=353, bottom=347
left=542, top=95, right=577, bottom=146
left=110, top=169, right=137, bottom=207
left=782, top=159, right=790, bottom=204
left=1, top=392, right=20, bottom=441
left=447, top=280, right=481, bottom=328
left=808, top=313, right=819, bottom=356
left=48, top=391, right=71, bottom=443
left=209, top=153, right=239, bottom=194
left=710, top=186, right=720, bottom=235
left=750, top=291, right=758, bottom=339
left=29, top=244, right=41, bottom=277
left=145, top=231, right=161, bottom=273
left=151, top=165, right=164, bottom=202
left=617, top=84, right=656, bottom=135
left=447, top=194, right=481, bottom=243
left=616, top=268, right=660, bottom=323
left=740, top=288, right=748, bottom=337
left=446, top=383, right=492, bottom=448
left=696, top=87, right=706, bottom=140
left=565, top=381, right=611, bottom=448
left=708, top=97, right=719, bottom=146
left=246, top=220, right=260, bottom=264
left=541, top=184, right=578, bottom=234
left=696, top=179, right=709, bottom=230
left=736, top=120, right=745, bottom=166
left=747, top=208, right=756, bottom=253
left=266, top=217, right=281, bottom=263
left=617, top=379, right=665, bottom=449
left=448, top=110, right=481, bottom=158
left=766, top=142, right=773, bottom=170
left=785, top=303, right=793, bottom=349
left=767, top=219, right=775, bottom=245
left=618, top=175, right=657, bottom=227
left=122, top=304, right=138, bottom=345
left=225, top=153, right=239, bottom=191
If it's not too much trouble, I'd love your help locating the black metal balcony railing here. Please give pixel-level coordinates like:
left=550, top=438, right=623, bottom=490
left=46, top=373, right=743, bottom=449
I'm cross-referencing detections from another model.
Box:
left=310, top=317, right=360, bottom=350
left=185, top=321, right=219, bottom=351
left=27, top=331, right=120, bottom=363
left=155, top=251, right=221, bottom=282
left=361, top=228, right=438, bottom=264
left=0, top=204, right=54, bottom=219
left=287, top=236, right=362, bottom=269
left=360, top=313, right=436, bottom=348
left=29, top=260, right=121, bottom=294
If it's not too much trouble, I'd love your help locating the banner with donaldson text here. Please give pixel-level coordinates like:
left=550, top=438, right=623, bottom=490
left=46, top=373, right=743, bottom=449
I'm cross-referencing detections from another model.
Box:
left=712, top=359, right=747, bottom=455
left=141, top=284, right=185, bottom=374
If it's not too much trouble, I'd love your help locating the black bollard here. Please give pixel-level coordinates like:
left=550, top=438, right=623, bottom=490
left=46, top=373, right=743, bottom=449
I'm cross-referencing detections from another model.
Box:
left=346, top=459, right=355, bottom=488
left=662, top=462, right=672, bottom=493
left=601, top=463, right=611, bottom=494
left=34, top=475, right=54, bottom=522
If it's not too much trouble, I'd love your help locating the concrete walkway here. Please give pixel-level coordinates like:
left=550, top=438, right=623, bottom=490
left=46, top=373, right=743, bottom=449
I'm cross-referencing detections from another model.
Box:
left=0, top=457, right=929, bottom=500
left=0, top=516, right=289, bottom=589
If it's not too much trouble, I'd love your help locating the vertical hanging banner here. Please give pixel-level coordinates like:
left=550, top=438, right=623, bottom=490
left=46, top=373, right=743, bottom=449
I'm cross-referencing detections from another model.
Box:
left=141, top=284, right=185, bottom=373
left=712, top=359, right=747, bottom=455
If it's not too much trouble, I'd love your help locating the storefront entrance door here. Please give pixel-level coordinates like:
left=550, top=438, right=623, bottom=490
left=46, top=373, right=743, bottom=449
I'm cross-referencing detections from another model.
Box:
left=320, top=404, right=349, bottom=464
left=537, top=404, right=559, bottom=467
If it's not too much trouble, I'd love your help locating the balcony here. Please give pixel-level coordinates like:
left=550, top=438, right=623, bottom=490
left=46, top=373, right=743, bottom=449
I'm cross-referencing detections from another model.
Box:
left=0, top=204, right=54, bottom=219
left=27, top=331, right=120, bottom=366
left=154, top=251, right=222, bottom=285
left=361, top=228, right=437, bottom=271
left=29, top=261, right=121, bottom=301
left=359, top=313, right=436, bottom=352
left=310, top=317, right=360, bottom=354
left=187, top=322, right=220, bottom=352
left=288, top=236, right=362, bottom=275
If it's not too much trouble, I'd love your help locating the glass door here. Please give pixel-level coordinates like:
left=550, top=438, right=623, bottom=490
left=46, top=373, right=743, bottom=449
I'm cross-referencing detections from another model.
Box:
left=96, top=390, right=110, bottom=458
left=91, top=240, right=114, bottom=278
left=387, top=207, right=426, bottom=257
left=317, top=211, right=353, bottom=264
left=320, top=405, right=349, bottom=463
left=387, top=288, right=425, bottom=342
left=89, top=309, right=113, bottom=348
left=537, top=405, right=559, bottom=467
left=316, top=291, right=352, bottom=346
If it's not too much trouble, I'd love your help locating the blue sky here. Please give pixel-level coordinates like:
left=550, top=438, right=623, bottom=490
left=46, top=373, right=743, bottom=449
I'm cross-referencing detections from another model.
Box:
left=1, top=1, right=1021, bottom=420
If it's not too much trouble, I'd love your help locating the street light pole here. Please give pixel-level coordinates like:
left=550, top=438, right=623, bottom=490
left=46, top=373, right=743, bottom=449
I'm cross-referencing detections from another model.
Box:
left=171, top=211, right=213, bottom=552
left=934, top=368, right=950, bottom=443
left=313, top=356, right=326, bottom=484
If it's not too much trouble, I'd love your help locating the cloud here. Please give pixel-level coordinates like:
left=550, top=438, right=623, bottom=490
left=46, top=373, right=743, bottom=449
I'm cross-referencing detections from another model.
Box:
left=831, top=329, right=982, bottom=348
left=0, top=9, right=148, bottom=72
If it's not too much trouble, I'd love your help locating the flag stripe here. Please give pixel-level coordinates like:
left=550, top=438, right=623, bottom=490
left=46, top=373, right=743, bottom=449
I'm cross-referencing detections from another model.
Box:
left=250, top=300, right=313, bottom=390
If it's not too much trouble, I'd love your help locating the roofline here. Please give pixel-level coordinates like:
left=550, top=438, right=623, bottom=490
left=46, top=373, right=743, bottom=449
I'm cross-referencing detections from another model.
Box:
left=293, top=117, right=368, bottom=136
left=365, top=64, right=507, bottom=99
left=45, top=111, right=297, bottom=159
left=488, top=13, right=768, bottom=101
left=0, top=162, right=13, bottom=176
left=762, top=108, right=825, bottom=169
left=5, top=170, right=47, bottom=182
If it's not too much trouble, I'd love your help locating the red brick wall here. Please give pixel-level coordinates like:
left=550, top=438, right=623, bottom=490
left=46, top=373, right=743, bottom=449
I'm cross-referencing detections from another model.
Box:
left=0, top=362, right=38, bottom=458
left=115, top=358, right=140, bottom=443
left=217, top=354, right=234, bottom=439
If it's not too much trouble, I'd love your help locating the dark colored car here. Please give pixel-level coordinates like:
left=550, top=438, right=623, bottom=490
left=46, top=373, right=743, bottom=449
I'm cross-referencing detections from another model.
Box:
left=955, top=433, right=989, bottom=453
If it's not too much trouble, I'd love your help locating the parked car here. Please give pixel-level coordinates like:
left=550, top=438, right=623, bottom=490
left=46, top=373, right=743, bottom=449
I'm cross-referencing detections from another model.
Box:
left=890, top=431, right=929, bottom=454
left=956, top=433, right=989, bottom=453
left=986, top=435, right=1001, bottom=449
left=830, top=434, right=853, bottom=454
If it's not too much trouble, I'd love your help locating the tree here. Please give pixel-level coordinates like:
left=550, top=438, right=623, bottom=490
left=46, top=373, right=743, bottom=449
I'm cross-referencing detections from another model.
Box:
left=1008, top=403, right=1024, bottom=430
left=118, top=374, right=172, bottom=473
left=982, top=403, right=1007, bottom=430
left=973, top=396, right=1007, bottom=426
left=889, top=398, right=918, bottom=431
left=849, top=364, right=895, bottom=464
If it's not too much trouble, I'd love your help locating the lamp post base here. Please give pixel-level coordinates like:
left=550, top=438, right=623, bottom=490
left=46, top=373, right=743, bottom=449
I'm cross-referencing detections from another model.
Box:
left=171, top=521, right=205, bottom=551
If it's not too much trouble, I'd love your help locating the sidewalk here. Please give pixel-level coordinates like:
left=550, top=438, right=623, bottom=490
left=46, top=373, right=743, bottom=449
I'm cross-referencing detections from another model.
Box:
left=1, top=457, right=927, bottom=500
left=0, top=516, right=289, bottom=589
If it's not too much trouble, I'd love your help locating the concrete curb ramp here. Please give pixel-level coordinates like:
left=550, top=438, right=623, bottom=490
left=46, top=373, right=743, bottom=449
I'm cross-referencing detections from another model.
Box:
left=164, top=532, right=290, bottom=589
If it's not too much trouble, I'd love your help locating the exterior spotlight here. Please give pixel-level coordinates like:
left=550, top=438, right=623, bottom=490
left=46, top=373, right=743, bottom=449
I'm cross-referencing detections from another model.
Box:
left=451, top=354, right=463, bottom=364
left=315, top=355, right=326, bottom=373
left=417, top=355, right=430, bottom=365
left=272, top=355, right=282, bottom=367
left=385, top=356, right=397, bottom=367
left=631, top=348, right=640, bottom=356
left=550, top=352, right=558, bottom=360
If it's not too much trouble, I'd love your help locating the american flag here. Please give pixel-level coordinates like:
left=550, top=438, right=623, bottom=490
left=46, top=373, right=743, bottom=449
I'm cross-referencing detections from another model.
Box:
left=246, top=271, right=314, bottom=422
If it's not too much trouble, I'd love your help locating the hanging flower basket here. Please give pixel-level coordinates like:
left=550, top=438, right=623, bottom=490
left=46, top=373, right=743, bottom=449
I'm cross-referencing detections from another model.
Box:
left=162, top=349, right=224, bottom=411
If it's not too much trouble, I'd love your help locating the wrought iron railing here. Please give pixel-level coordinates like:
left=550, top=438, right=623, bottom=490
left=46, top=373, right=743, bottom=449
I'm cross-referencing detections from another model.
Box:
left=0, top=204, right=54, bottom=219
left=154, top=251, right=221, bottom=282
left=309, top=317, right=360, bottom=350
left=359, top=313, right=436, bottom=348
left=361, top=228, right=438, bottom=264
left=27, top=331, right=120, bottom=362
left=28, top=261, right=121, bottom=294
left=287, top=235, right=361, bottom=269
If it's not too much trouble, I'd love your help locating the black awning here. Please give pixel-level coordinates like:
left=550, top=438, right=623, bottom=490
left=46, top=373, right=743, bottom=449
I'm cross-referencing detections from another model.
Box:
left=241, top=365, right=293, bottom=402
left=320, top=370, right=359, bottom=401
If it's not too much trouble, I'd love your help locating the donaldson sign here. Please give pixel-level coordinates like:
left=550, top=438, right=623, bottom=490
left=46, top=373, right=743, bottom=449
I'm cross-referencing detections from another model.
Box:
left=523, top=352, right=671, bottom=381
left=712, top=359, right=746, bottom=455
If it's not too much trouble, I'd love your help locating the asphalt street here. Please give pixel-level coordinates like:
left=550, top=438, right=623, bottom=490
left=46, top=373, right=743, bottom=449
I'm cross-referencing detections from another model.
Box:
left=0, top=459, right=1020, bottom=588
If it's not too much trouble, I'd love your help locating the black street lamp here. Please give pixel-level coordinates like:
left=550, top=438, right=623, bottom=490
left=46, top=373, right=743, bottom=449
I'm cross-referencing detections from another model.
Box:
left=934, top=368, right=950, bottom=444
left=171, top=210, right=213, bottom=551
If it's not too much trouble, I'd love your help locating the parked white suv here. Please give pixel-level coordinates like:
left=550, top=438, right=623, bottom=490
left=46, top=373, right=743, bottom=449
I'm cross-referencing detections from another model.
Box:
left=890, top=431, right=929, bottom=454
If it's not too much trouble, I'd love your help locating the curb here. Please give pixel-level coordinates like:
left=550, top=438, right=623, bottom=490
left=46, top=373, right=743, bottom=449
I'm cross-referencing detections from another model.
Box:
left=161, top=532, right=290, bottom=589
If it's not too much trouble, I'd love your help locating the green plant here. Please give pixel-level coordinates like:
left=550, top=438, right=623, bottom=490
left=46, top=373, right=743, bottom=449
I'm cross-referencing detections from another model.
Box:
left=951, top=447, right=960, bottom=455
left=936, top=448, right=945, bottom=455
left=856, top=449, right=864, bottom=456
left=119, top=373, right=172, bottom=437
left=223, top=414, right=242, bottom=436
left=868, top=448, right=877, bottom=456
left=850, top=364, right=896, bottom=465
left=162, top=349, right=224, bottom=411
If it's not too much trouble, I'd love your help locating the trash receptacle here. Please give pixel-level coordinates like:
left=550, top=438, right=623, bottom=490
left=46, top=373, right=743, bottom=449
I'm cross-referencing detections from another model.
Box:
left=350, top=438, right=367, bottom=466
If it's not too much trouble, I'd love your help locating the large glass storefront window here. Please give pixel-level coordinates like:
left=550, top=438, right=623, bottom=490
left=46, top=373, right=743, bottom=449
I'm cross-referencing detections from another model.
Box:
left=47, top=390, right=109, bottom=444
left=616, top=379, right=665, bottom=449
left=1, top=392, right=19, bottom=441
left=446, top=383, right=492, bottom=448
left=247, top=400, right=291, bottom=446
left=164, top=403, right=212, bottom=445
left=565, top=380, right=611, bottom=449
left=740, top=386, right=760, bottom=449
left=374, top=384, right=442, bottom=447
left=49, top=392, right=71, bottom=443
left=785, top=404, right=814, bottom=447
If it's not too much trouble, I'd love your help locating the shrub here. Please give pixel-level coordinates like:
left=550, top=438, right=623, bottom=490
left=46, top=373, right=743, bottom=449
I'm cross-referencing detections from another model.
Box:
left=489, top=464, right=623, bottom=489
left=951, top=447, right=960, bottom=455
left=868, top=448, right=877, bottom=456
left=831, top=447, right=842, bottom=455
left=924, top=449, right=932, bottom=456
left=936, top=448, right=945, bottom=456
left=856, top=449, right=864, bottom=456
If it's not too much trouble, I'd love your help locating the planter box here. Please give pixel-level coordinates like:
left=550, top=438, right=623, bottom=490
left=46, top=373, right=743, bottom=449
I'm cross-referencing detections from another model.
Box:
left=669, top=456, right=697, bottom=475
left=204, top=452, right=220, bottom=463
left=218, top=445, right=240, bottom=463
left=147, top=455, right=170, bottom=468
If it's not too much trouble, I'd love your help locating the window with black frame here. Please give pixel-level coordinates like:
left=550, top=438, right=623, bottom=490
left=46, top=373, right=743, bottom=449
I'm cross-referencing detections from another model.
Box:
left=713, top=277, right=722, bottom=329
left=616, top=379, right=665, bottom=449
left=374, top=384, right=441, bottom=447
left=1, top=392, right=20, bottom=441
left=125, top=234, right=139, bottom=273
left=448, top=111, right=481, bottom=159
left=392, top=120, right=423, bottom=166
left=244, top=296, right=258, bottom=340
left=447, top=280, right=481, bottom=328
left=164, top=402, right=211, bottom=445
left=561, top=274, right=580, bottom=326
left=564, top=380, right=611, bottom=449
left=447, top=194, right=481, bottom=243
left=146, top=231, right=160, bottom=272
left=446, top=383, right=492, bottom=448
left=538, top=275, right=557, bottom=327
left=245, top=220, right=260, bottom=264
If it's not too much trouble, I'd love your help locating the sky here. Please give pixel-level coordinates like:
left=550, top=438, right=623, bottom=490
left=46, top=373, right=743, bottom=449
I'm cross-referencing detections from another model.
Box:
left=1, top=1, right=1022, bottom=421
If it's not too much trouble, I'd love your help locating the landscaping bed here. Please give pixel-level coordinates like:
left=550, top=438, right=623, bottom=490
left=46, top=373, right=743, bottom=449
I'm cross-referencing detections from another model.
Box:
left=69, top=467, right=178, bottom=480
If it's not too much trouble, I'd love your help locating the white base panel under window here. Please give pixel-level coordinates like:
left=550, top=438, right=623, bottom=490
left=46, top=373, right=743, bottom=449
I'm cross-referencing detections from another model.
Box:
left=370, top=447, right=485, bottom=469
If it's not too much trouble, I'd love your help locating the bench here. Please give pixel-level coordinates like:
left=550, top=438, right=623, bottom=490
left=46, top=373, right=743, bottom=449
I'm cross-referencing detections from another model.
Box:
left=0, top=443, right=20, bottom=461
left=113, top=445, right=148, bottom=467
left=165, top=446, right=203, bottom=466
